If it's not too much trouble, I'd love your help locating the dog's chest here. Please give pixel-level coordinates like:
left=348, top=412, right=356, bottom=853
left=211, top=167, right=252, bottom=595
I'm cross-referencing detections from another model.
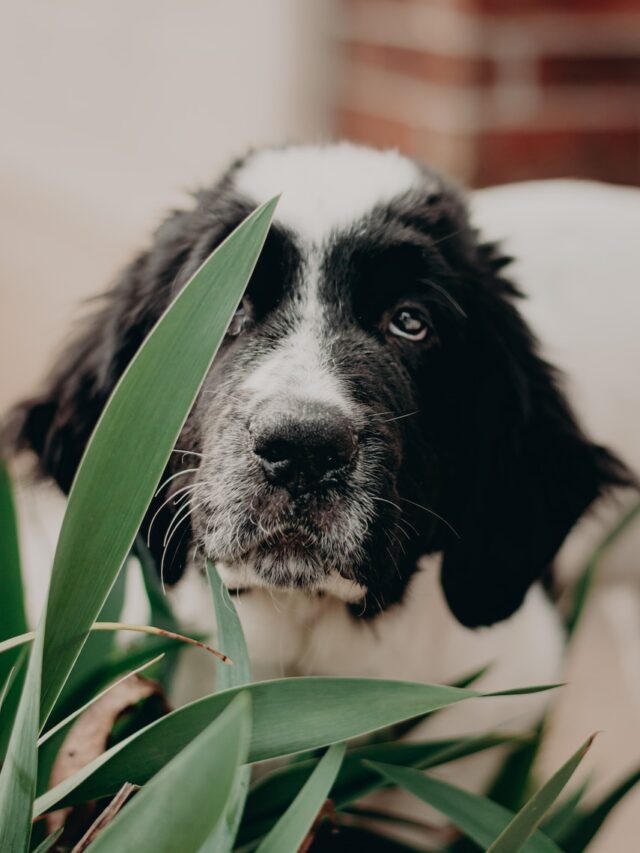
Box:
left=170, top=557, right=565, bottom=696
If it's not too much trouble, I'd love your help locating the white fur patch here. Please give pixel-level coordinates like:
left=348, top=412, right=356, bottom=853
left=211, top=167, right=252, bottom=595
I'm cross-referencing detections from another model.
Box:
left=217, top=560, right=367, bottom=604
left=240, top=256, right=350, bottom=413
left=234, top=142, right=423, bottom=246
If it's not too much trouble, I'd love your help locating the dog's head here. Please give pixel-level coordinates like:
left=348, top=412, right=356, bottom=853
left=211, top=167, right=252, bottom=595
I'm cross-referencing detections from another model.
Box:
left=9, top=144, right=630, bottom=626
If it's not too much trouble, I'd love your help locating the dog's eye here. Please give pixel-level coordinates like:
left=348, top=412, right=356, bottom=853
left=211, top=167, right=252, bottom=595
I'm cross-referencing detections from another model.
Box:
left=388, top=307, right=429, bottom=341
left=227, top=302, right=249, bottom=337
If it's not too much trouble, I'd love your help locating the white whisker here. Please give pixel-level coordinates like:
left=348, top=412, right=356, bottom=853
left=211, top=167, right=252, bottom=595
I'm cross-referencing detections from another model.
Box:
left=147, top=483, right=199, bottom=547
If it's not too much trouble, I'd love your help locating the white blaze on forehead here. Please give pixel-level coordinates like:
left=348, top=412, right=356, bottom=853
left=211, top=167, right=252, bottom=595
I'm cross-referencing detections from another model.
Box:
left=240, top=257, right=349, bottom=412
left=233, top=143, right=423, bottom=245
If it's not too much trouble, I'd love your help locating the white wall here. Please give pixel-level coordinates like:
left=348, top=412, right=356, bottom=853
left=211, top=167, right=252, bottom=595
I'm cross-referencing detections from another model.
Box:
left=0, top=0, right=334, bottom=409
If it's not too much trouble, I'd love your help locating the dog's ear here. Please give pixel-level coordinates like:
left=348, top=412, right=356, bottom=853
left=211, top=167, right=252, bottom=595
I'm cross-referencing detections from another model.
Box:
left=5, top=203, right=215, bottom=581
left=438, top=248, right=633, bottom=628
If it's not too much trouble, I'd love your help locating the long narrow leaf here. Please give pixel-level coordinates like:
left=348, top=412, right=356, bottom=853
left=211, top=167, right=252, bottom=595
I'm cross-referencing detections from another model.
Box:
left=30, top=827, right=63, bottom=853
left=540, top=781, right=589, bottom=842
left=365, top=761, right=561, bottom=853
left=88, top=693, right=251, bottom=853
left=487, top=723, right=544, bottom=812
left=0, top=667, right=16, bottom=714
left=38, top=199, right=277, bottom=725
left=0, top=624, right=45, bottom=852
left=0, top=621, right=227, bottom=660
left=0, top=463, right=28, bottom=762
left=37, top=653, right=164, bottom=746
left=0, top=462, right=27, bottom=674
left=35, top=678, right=481, bottom=814
left=566, top=500, right=640, bottom=637
left=135, top=536, right=182, bottom=687
left=256, top=743, right=345, bottom=853
left=53, top=566, right=126, bottom=709
left=487, top=735, right=595, bottom=852
left=135, top=536, right=181, bottom=632
left=206, top=560, right=251, bottom=691
left=561, top=766, right=640, bottom=852
left=199, top=561, right=253, bottom=853
left=240, top=732, right=525, bottom=844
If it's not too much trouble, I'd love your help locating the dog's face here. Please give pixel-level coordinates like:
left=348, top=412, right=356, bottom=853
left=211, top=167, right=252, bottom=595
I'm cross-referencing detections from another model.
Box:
left=10, top=144, right=628, bottom=626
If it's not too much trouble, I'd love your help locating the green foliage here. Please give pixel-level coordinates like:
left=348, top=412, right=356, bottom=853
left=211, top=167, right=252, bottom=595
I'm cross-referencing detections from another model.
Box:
left=0, top=201, right=638, bottom=851
left=0, top=463, right=27, bottom=673
left=0, top=463, right=28, bottom=763
left=255, top=743, right=345, bottom=853
left=89, top=694, right=251, bottom=853
left=199, top=561, right=253, bottom=852
left=0, top=625, right=44, bottom=851
left=486, top=736, right=594, bottom=852
left=30, top=828, right=62, bottom=853
left=34, top=677, right=485, bottom=814
left=559, top=766, right=640, bottom=852
left=365, top=761, right=561, bottom=853
left=38, top=198, right=277, bottom=725
left=566, top=500, right=640, bottom=638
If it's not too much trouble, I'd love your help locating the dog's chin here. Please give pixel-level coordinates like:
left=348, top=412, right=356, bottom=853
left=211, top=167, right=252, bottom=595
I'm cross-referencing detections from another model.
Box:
left=214, top=553, right=368, bottom=604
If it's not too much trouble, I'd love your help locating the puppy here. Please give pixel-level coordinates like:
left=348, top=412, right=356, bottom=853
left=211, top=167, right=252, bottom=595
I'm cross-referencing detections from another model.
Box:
left=7, top=143, right=634, bottom=838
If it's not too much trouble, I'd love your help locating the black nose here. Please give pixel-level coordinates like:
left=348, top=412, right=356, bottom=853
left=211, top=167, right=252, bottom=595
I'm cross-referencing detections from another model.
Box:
left=252, top=407, right=357, bottom=496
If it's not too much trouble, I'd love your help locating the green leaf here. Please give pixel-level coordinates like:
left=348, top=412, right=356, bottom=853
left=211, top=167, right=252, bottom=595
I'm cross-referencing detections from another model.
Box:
left=30, top=827, right=63, bottom=853
left=37, top=653, right=164, bottom=746
left=0, top=463, right=27, bottom=675
left=88, top=693, right=251, bottom=853
left=368, top=663, right=493, bottom=746
left=486, top=735, right=595, bottom=852
left=135, top=536, right=181, bottom=632
left=41, top=632, right=192, bottom=742
left=52, top=564, right=127, bottom=713
left=198, top=561, right=253, bottom=852
left=0, top=667, right=17, bottom=714
left=206, top=560, right=251, bottom=691
left=256, top=743, right=345, bottom=853
left=561, top=766, right=640, bottom=852
left=0, top=624, right=45, bottom=853
left=566, top=500, right=640, bottom=637
left=240, top=732, right=525, bottom=844
left=540, top=781, right=589, bottom=842
left=365, top=761, right=561, bottom=853
left=1, top=621, right=225, bottom=659
left=134, top=537, right=183, bottom=688
left=38, top=198, right=277, bottom=726
left=487, top=723, right=544, bottom=812
left=0, top=463, right=29, bottom=763
left=35, top=678, right=481, bottom=814
left=0, top=649, right=27, bottom=762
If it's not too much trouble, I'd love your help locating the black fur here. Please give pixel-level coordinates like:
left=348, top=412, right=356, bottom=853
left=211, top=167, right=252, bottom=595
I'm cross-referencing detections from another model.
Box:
left=5, top=149, right=632, bottom=626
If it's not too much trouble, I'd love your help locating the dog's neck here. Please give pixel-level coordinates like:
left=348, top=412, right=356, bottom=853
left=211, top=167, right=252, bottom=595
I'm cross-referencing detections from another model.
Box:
left=169, top=554, right=564, bottom=689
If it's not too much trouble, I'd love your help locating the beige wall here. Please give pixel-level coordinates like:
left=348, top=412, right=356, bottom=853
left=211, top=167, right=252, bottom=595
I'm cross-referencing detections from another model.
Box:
left=0, top=0, right=333, bottom=410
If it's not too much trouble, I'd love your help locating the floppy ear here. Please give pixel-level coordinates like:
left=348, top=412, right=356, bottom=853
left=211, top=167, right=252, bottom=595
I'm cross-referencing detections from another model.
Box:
left=5, top=203, right=214, bottom=582
left=439, top=250, right=632, bottom=628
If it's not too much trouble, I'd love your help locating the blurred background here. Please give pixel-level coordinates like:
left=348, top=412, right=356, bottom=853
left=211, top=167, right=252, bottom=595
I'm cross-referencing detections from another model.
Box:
left=1, top=2, right=639, bottom=849
left=2, top=0, right=639, bottom=410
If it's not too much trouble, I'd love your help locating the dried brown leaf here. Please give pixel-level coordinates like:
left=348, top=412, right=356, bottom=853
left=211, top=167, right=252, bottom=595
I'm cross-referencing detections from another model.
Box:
left=46, top=675, right=163, bottom=836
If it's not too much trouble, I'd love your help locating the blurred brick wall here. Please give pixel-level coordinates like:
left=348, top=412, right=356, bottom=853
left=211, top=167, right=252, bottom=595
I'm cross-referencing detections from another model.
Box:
left=333, top=0, right=640, bottom=186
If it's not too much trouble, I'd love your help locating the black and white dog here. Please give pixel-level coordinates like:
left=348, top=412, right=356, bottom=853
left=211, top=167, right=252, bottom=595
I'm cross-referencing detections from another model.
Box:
left=7, top=144, right=635, bottom=825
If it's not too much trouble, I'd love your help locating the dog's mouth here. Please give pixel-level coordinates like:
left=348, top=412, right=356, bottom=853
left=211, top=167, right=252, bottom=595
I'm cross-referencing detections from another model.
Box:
left=200, top=504, right=370, bottom=602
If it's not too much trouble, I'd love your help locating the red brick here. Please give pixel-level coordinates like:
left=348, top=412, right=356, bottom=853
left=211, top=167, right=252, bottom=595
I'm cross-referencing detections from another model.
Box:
left=334, top=108, right=417, bottom=152
left=343, top=40, right=496, bottom=85
left=539, top=55, right=640, bottom=86
left=475, top=127, right=640, bottom=186
left=475, top=0, right=640, bottom=13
